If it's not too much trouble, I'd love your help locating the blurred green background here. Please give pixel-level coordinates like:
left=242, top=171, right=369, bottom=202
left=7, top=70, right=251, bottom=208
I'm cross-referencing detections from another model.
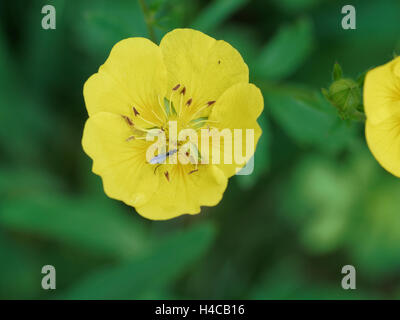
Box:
left=1, top=0, right=400, bottom=300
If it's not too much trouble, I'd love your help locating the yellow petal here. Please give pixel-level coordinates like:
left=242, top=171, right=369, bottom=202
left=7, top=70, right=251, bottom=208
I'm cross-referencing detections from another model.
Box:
left=83, top=37, right=167, bottom=126
left=82, top=112, right=159, bottom=207
left=366, top=118, right=400, bottom=177
left=364, top=57, right=400, bottom=125
left=136, top=164, right=228, bottom=220
left=206, top=83, right=264, bottom=178
left=160, top=28, right=249, bottom=118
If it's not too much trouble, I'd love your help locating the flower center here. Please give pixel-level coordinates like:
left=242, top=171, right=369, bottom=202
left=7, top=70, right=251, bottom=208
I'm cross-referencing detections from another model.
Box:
left=121, top=84, right=218, bottom=181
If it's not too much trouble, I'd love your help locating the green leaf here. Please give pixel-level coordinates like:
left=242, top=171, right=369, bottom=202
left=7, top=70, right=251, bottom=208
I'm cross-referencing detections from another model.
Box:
left=0, top=27, right=54, bottom=160
left=0, top=194, right=149, bottom=259
left=347, top=180, right=400, bottom=277
left=74, top=0, right=148, bottom=60
left=0, top=232, right=38, bottom=299
left=280, top=156, right=356, bottom=253
left=263, top=84, right=356, bottom=153
left=250, top=259, right=373, bottom=299
left=62, top=222, right=216, bottom=299
left=255, top=18, right=313, bottom=81
left=192, top=0, right=249, bottom=32
left=0, top=167, right=63, bottom=197
left=271, top=0, right=322, bottom=13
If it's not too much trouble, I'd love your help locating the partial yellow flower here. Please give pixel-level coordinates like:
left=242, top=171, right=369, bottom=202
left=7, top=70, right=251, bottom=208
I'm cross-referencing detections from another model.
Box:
left=82, top=28, right=263, bottom=220
left=364, top=56, right=400, bottom=177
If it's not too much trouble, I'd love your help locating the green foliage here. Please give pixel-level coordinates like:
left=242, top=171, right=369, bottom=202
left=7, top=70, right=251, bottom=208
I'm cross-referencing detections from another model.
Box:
left=1, top=194, right=149, bottom=259
left=192, top=0, right=249, bottom=32
left=264, top=84, right=356, bottom=153
left=62, top=223, right=215, bottom=299
left=271, top=0, right=322, bottom=13
left=255, top=18, right=313, bottom=81
left=236, top=113, right=270, bottom=190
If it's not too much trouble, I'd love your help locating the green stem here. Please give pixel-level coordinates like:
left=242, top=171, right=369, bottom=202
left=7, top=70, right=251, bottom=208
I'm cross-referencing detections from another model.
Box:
left=138, top=0, right=157, bottom=43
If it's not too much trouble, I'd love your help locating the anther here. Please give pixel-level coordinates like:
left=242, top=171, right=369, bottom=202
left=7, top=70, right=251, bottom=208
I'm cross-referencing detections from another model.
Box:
left=164, top=171, right=170, bottom=181
left=122, top=115, right=133, bottom=126
left=173, top=84, right=180, bottom=91
left=126, top=135, right=135, bottom=141
left=154, top=164, right=161, bottom=174
left=207, top=101, right=216, bottom=106
left=186, top=98, right=192, bottom=106
left=189, top=169, right=198, bottom=174
left=133, top=107, right=140, bottom=116
left=180, top=87, right=186, bottom=95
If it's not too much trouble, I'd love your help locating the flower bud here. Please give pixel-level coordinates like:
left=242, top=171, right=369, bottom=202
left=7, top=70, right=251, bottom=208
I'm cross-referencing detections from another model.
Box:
left=322, top=62, right=364, bottom=121
left=329, top=78, right=361, bottom=115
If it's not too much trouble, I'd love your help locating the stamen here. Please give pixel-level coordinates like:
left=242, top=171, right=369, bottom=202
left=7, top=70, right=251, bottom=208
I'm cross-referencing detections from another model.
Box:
left=180, top=87, right=186, bottom=95
left=154, top=164, right=161, bottom=174
left=178, top=92, right=184, bottom=117
left=164, top=171, right=170, bottom=181
left=173, top=84, right=180, bottom=91
left=126, top=135, right=135, bottom=141
left=149, top=108, right=164, bottom=123
left=130, top=106, right=161, bottom=128
left=157, top=95, right=169, bottom=119
left=186, top=98, right=192, bottom=107
left=168, top=91, right=175, bottom=115
left=189, top=169, right=198, bottom=174
left=191, top=101, right=216, bottom=119
left=132, top=107, right=140, bottom=116
left=122, top=115, right=134, bottom=126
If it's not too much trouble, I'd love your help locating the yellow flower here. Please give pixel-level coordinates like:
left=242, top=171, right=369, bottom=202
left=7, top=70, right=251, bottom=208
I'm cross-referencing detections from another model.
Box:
left=364, top=56, right=400, bottom=177
left=82, top=28, right=263, bottom=220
